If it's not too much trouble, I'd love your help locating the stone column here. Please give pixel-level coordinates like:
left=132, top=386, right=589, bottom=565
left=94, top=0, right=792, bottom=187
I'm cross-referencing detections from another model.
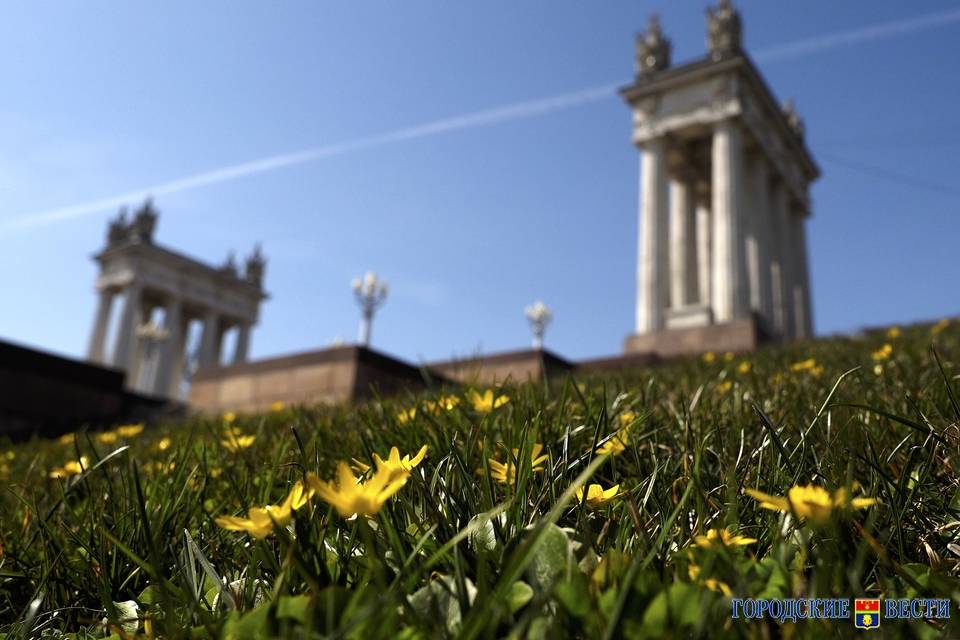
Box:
left=768, top=180, right=785, bottom=336
left=636, top=137, right=670, bottom=334
left=112, top=282, right=143, bottom=374
left=153, top=297, right=182, bottom=397
left=801, top=218, right=814, bottom=338
left=695, top=194, right=711, bottom=307
left=669, top=176, right=699, bottom=308
left=167, top=313, right=189, bottom=399
left=234, top=323, right=251, bottom=363
left=771, top=183, right=795, bottom=339
left=87, top=289, right=114, bottom=364
left=791, top=212, right=814, bottom=339
left=745, top=156, right=774, bottom=325
left=710, top=120, right=748, bottom=323
left=198, top=310, right=221, bottom=369
left=129, top=300, right=156, bottom=392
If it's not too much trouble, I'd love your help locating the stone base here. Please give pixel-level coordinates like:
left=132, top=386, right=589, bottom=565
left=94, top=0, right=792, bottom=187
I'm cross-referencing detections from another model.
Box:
left=429, top=348, right=573, bottom=386
left=624, top=315, right=771, bottom=360
left=189, top=345, right=443, bottom=413
left=665, top=304, right=714, bottom=330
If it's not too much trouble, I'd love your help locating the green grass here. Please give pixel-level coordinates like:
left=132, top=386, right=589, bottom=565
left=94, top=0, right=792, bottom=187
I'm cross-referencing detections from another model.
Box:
left=2, top=320, right=960, bottom=638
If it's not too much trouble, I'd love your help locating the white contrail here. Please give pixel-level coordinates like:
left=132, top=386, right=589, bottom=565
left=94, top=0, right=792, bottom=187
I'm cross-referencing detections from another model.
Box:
left=752, top=6, right=960, bottom=62
left=4, top=7, right=959, bottom=233
left=0, top=83, right=617, bottom=233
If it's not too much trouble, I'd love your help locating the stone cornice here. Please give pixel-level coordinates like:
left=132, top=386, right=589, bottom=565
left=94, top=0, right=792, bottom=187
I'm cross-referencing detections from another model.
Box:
left=620, top=53, right=819, bottom=212
left=95, top=241, right=267, bottom=299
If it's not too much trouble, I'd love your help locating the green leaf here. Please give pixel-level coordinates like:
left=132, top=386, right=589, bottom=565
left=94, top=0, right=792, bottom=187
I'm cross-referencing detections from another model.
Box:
left=408, top=576, right=477, bottom=634
left=468, top=514, right=498, bottom=553
left=526, top=523, right=572, bottom=592
left=138, top=585, right=161, bottom=606
left=108, top=600, right=140, bottom=636
left=555, top=577, right=590, bottom=618
left=222, top=606, right=269, bottom=640
left=276, top=595, right=312, bottom=623
left=507, top=581, right=534, bottom=614
left=641, top=583, right=702, bottom=630
left=756, top=557, right=789, bottom=599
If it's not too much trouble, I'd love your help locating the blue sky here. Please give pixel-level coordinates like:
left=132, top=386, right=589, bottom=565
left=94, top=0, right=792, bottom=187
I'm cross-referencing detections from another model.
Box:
left=2, top=1, right=959, bottom=365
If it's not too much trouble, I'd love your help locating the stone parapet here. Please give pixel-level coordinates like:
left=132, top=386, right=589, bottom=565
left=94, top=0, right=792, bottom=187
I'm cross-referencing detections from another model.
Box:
left=189, top=345, right=441, bottom=413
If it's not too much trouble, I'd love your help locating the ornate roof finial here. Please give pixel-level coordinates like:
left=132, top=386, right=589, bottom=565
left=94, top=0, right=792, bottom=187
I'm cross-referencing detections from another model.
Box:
left=221, top=251, right=238, bottom=277
left=129, top=197, right=158, bottom=244
left=107, top=206, right=129, bottom=246
left=636, top=14, right=672, bottom=77
left=244, top=244, right=266, bottom=287
left=781, top=99, right=806, bottom=139
left=706, top=0, right=743, bottom=61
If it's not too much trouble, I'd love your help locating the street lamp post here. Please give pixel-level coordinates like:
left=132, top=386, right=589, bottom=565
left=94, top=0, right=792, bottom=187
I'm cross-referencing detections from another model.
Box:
left=352, top=271, right=388, bottom=347
left=524, top=300, right=553, bottom=349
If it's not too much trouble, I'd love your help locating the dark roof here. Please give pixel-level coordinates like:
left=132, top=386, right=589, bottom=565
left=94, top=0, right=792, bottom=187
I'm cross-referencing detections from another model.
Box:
left=0, top=337, right=123, bottom=388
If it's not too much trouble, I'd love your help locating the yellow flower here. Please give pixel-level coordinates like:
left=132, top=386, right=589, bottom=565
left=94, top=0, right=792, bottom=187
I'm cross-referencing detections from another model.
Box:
left=157, top=437, right=172, bottom=452
left=116, top=423, right=145, bottom=438
left=372, top=445, right=429, bottom=483
left=468, top=389, right=510, bottom=413
left=809, top=365, right=824, bottom=378
left=57, top=432, right=76, bottom=445
left=221, top=434, right=256, bottom=453
left=723, top=352, right=734, bottom=362
left=215, top=481, right=311, bottom=538
left=688, top=564, right=732, bottom=597
left=222, top=411, right=237, bottom=424
left=96, top=431, right=118, bottom=444
left=886, top=326, right=901, bottom=340
left=396, top=407, right=417, bottom=424
left=144, top=460, right=177, bottom=475
left=426, top=395, right=459, bottom=414
left=596, top=429, right=629, bottom=456
left=746, top=484, right=877, bottom=526
left=49, top=456, right=90, bottom=479
left=480, top=443, right=548, bottom=485
left=716, top=380, right=733, bottom=395
left=576, top=483, right=620, bottom=509
left=790, top=358, right=817, bottom=372
left=736, top=361, right=752, bottom=375
left=270, top=401, right=286, bottom=412
left=618, top=411, right=637, bottom=427
left=932, top=318, right=950, bottom=335
left=873, top=364, right=884, bottom=376
left=702, top=352, right=716, bottom=363
left=872, top=344, right=893, bottom=361
left=308, top=462, right=408, bottom=518
left=693, top=528, right=757, bottom=550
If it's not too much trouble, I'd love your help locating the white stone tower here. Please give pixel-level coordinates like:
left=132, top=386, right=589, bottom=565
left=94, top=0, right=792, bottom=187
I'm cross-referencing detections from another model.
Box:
left=86, top=200, right=267, bottom=398
left=622, top=2, right=819, bottom=358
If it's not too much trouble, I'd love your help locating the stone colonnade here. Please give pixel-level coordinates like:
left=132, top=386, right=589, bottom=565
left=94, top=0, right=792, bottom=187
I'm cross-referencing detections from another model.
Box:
left=87, top=285, right=253, bottom=398
left=87, top=203, right=265, bottom=400
left=635, top=119, right=813, bottom=341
